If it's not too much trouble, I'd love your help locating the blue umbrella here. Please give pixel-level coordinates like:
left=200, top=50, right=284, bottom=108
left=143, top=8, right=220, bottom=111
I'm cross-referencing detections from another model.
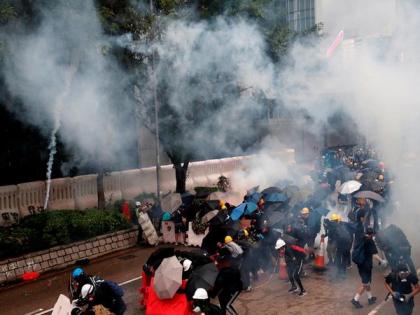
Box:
left=231, top=202, right=258, bottom=220
left=244, top=202, right=258, bottom=215
left=245, top=192, right=261, bottom=204
left=230, top=203, right=247, bottom=221
left=264, top=193, right=288, bottom=203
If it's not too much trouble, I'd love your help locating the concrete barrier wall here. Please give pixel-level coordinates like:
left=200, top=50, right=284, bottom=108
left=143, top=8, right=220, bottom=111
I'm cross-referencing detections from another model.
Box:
left=0, top=227, right=138, bottom=284
left=0, top=151, right=295, bottom=221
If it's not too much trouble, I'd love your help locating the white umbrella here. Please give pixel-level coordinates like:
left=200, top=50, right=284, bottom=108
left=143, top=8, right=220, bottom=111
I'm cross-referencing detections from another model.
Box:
left=338, top=180, right=362, bottom=194
left=153, top=256, right=183, bottom=299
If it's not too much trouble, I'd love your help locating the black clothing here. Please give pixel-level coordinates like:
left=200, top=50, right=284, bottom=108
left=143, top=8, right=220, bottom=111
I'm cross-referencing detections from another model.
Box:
left=385, top=272, right=418, bottom=295
left=201, top=303, right=224, bottom=315
left=212, top=266, right=242, bottom=315
left=386, top=271, right=418, bottom=315
left=354, top=237, right=378, bottom=284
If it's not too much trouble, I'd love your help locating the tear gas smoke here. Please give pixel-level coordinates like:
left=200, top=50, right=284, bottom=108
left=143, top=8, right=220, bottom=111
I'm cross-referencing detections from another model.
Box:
left=1, top=1, right=420, bottom=250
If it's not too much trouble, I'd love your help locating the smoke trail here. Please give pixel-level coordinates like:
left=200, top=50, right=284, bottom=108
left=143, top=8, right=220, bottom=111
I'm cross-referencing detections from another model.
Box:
left=43, top=64, right=78, bottom=209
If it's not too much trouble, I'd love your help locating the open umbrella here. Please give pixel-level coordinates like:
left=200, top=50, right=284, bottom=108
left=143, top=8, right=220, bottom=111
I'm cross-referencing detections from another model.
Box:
left=261, top=186, right=283, bottom=195
left=338, top=180, right=362, bottom=194
left=264, top=192, right=288, bottom=203
left=244, top=202, right=258, bottom=215
left=186, top=263, right=219, bottom=299
left=209, top=212, right=229, bottom=226
left=231, top=202, right=257, bottom=220
left=202, top=210, right=219, bottom=224
left=153, top=256, right=183, bottom=299
left=353, top=191, right=385, bottom=202
left=230, top=203, right=246, bottom=221
left=245, top=192, right=261, bottom=204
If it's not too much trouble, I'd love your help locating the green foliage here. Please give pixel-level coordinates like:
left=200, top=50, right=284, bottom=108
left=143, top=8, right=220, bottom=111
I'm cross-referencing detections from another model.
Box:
left=0, top=3, right=16, bottom=24
left=0, top=209, right=131, bottom=260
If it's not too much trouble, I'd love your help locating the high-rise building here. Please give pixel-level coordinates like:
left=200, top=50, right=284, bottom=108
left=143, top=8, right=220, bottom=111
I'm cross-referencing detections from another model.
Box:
left=284, top=0, right=316, bottom=32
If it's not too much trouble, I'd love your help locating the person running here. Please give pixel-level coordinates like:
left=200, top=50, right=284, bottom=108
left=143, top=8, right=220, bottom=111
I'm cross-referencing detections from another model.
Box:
left=192, top=288, right=223, bottom=315
left=275, top=238, right=306, bottom=297
left=385, top=263, right=420, bottom=315
left=351, top=227, right=387, bottom=308
left=212, top=255, right=243, bottom=315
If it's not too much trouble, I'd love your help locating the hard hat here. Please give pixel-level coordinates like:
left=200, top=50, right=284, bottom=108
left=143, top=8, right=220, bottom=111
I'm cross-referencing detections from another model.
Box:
left=72, top=267, right=84, bottom=279
left=224, top=236, right=233, bottom=243
left=135, top=201, right=141, bottom=206
left=183, top=259, right=192, bottom=272
left=378, top=161, right=385, bottom=169
left=275, top=238, right=286, bottom=250
left=192, top=288, right=208, bottom=300
left=300, top=207, right=310, bottom=215
left=81, top=284, right=94, bottom=299
left=330, top=213, right=340, bottom=221
left=219, top=200, right=225, bottom=207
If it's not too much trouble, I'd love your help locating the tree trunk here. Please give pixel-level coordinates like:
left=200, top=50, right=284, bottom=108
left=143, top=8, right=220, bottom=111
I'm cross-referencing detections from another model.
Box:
left=174, top=161, right=189, bottom=194
left=97, top=170, right=106, bottom=209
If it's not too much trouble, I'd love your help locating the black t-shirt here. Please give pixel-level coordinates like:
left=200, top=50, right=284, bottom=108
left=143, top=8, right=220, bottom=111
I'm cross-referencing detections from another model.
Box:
left=385, top=272, right=418, bottom=294
left=360, top=238, right=378, bottom=270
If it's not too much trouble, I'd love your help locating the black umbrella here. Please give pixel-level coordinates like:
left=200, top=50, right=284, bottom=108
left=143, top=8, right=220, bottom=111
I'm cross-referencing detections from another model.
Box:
left=209, top=212, right=229, bottom=226
left=186, top=263, right=219, bottom=299
left=353, top=191, right=385, bottom=202
left=261, top=186, right=283, bottom=195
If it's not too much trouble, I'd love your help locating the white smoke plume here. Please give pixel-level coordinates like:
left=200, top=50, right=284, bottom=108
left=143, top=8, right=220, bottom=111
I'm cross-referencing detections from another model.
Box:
left=2, top=0, right=420, bottom=252
left=1, top=0, right=138, bottom=176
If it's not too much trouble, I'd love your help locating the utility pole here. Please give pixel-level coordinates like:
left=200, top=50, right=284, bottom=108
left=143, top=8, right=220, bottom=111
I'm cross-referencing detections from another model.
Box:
left=150, top=0, right=161, bottom=206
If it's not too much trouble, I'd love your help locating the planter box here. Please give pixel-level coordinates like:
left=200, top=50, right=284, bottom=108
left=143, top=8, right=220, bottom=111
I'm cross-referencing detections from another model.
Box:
left=0, top=227, right=138, bottom=284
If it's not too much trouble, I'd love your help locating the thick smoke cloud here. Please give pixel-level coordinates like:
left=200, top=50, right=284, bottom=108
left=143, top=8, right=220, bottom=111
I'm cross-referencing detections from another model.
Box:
left=1, top=0, right=137, bottom=172
left=2, top=0, right=420, bottom=244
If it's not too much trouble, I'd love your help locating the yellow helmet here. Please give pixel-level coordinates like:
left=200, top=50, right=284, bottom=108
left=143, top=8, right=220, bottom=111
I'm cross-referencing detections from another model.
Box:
left=219, top=200, right=226, bottom=207
left=224, top=236, right=233, bottom=243
left=330, top=213, right=340, bottom=221
left=300, top=207, right=310, bottom=215
left=331, top=213, right=342, bottom=222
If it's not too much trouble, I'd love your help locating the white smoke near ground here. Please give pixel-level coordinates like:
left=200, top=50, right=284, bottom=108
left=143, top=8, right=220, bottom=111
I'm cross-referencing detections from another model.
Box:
left=1, top=0, right=137, bottom=179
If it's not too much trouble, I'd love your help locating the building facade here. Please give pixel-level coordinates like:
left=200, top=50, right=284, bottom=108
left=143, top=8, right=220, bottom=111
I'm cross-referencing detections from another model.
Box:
left=284, top=0, right=316, bottom=32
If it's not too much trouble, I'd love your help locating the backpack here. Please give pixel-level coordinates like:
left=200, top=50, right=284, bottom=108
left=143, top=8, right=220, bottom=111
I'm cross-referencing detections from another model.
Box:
left=104, top=280, right=124, bottom=297
left=352, top=241, right=365, bottom=265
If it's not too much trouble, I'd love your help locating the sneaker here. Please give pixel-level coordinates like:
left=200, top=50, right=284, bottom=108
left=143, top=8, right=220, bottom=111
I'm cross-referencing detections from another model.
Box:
left=368, top=297, right=377, bottom=305
left=298, top=290, right=307, bottom=297
left=351, top=299, right=363, bottom=309
left=288, top=286, right=298, bottom=293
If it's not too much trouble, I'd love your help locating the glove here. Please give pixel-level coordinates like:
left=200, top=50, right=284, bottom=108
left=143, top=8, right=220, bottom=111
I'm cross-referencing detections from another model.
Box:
left=392, top=292, right=401, bottom=300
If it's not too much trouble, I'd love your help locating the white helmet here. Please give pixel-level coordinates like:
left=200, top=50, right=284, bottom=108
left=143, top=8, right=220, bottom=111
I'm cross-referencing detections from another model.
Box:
left=192, top=288, right=208, bottom=300
left=275, top=238, right=286, bottom=250
left=81, top=284, right=94, bottom=299
left=183, top=259, right=192, bottom=272
left=135, top=201, right=141, bottom=206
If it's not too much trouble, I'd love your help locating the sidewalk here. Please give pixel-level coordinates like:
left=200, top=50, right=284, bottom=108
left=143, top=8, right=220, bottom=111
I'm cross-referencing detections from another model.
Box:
left=0, top=246, right=156, bottom=315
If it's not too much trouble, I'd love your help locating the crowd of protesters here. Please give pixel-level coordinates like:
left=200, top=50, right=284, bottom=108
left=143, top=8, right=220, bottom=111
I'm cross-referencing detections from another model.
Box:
left=68, top=144, right=420, bottom=315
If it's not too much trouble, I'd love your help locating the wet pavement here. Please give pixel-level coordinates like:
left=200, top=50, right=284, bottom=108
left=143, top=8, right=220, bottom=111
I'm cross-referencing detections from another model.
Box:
left=1, top=245, right=418, bottom=315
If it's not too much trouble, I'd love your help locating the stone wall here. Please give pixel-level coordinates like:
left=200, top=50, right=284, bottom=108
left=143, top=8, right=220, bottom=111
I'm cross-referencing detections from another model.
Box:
left=0, top=227, right=138, bottom=284
left=0, top=151, right=295, bottom=224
